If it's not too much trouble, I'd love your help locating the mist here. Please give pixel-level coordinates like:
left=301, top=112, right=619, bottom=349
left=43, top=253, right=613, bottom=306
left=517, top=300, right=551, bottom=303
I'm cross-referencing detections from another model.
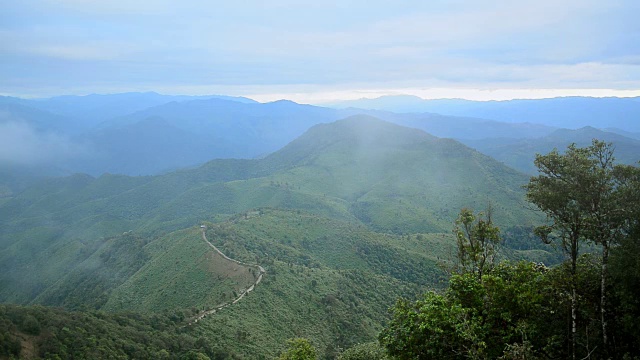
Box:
left=0, top=116, right=88, bottom=166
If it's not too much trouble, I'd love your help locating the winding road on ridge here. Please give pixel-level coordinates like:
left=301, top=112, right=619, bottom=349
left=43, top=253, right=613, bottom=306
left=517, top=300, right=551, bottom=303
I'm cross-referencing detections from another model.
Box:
left=187, top=227, right=265, bottom=325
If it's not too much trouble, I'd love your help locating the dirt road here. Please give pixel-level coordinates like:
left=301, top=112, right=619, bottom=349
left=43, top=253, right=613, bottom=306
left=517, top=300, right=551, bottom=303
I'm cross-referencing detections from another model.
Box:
left=186, top=228, right=265, bottom=325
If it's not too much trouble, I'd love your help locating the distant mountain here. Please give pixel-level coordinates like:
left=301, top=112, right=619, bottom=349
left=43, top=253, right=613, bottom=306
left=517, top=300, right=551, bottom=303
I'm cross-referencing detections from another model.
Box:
left=329, top=95, right=640, bottom=132
left=0, top=96, right=345, bottom=176
left=0, top=100, right=89, bottom=183
left=14, top=92, right=257, bottom=130
left=326, top=95, right=430, bottom=113
left=0, top=98, right=83, bottom=134
left=460, top=126, right=640, bottom=174
left=603, top=127, right=640, bottom=140
left=98, top=98, right=343, bottom=158
left=10, top=92, right=630, bottom=184
left=2, top=93, right=589, bottom=178
left=257, top=116, right=535, bottom=232
left=68, top=98, right=346, bottom=175
left=361, top=111, right=557, bottom=140
left=67, top=116, right=233, bottom=175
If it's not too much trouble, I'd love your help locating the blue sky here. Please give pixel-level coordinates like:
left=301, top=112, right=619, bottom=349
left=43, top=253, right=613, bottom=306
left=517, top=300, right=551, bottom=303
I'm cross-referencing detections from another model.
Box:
left=2, top=0, right=640, bottom=102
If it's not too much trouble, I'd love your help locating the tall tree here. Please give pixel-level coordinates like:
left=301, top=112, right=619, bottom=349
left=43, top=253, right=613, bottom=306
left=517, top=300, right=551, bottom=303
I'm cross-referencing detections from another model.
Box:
left=525, top=140, right=637, bottom=358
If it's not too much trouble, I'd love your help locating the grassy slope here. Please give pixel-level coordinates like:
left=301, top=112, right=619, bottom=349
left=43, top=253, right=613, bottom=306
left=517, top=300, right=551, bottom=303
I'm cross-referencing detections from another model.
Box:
left=102, top=228, right=257, bottom=313
left=106, top=209, right=556, bottom=358
left=186, top=210, right=433, bottom=357
left=29, top=209, right=439, bottom=358
left=2, top=205, right=558, bottom=359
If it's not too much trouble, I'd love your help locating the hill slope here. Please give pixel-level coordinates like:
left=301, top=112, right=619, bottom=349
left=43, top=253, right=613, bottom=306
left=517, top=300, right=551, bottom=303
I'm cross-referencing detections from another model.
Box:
left=0, top=117, right=563, bottom=358
left=0, top=116, right=539, bottom=309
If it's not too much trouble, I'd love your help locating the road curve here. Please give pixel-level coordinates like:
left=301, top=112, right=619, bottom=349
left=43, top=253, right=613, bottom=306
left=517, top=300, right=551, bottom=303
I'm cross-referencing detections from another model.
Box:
left=186, top=228, right=265, bottom=325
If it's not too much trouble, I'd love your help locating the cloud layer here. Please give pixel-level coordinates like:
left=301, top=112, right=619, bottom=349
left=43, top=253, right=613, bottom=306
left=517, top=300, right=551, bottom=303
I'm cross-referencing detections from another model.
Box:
left=1, top=0, right=639, bottom=99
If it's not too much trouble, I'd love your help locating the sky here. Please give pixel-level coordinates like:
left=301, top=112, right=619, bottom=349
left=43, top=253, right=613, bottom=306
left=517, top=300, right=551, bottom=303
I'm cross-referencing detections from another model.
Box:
left=1, top=0, right=640, bottom=103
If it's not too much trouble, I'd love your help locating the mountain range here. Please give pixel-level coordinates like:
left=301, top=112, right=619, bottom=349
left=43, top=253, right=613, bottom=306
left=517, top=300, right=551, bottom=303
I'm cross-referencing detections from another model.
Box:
left=2, top=93, right=639, bottom=183
left=460, top=126, right=640, bottom=174
left=328, top=95, right=640, bottom=133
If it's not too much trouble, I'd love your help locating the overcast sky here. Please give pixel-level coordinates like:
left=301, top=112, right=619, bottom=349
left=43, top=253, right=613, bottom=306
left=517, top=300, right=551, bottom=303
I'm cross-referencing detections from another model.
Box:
left=2, top=0, right=640, bottom=102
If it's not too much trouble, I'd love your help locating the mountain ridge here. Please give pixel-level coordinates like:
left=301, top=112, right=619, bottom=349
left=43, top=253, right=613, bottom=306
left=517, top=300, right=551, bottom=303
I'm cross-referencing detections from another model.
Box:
left=328, top=95, right=640, bottom=132
left=460, top=126, right=640, bottom=174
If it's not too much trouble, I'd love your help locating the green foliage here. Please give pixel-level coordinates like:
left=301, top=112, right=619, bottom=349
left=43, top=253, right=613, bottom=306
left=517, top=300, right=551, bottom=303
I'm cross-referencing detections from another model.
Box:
left=33, top=232, right=151, bottom=310
left=102, top=228, right=257, bottom=313
left=208, top=208, right=449, bottom=286
left=525, top=140, right=634, bottom=253
left=337, top=342, right=388, bottom=360
left=1, top=119, right=609, bottom=359
left=453, top=208, right=501, bottom=279
left=3, top=207, right=452, bottom=358
left=463, top=126, right=640, bottom=175
left=380, top=261, right=570, bottom=359
left=279, top=338, right=317, bottom=360
left=0, top=304, right=235, bottom=359
left=526, top=140, right=640, bottom=357
left=609, top=234, right=640, bottom=358
left=19, top=313, right=40, bottom=335
left=380, top=250, right=640, bottom=360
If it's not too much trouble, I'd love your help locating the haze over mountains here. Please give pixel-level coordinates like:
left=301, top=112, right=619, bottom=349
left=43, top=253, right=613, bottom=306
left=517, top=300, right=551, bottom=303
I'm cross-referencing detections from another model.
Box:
left=461, top=126, right=640, bottom=174
left=329, top=95, right=640, bottom=133
left=1, top=93, right=639, bottom=184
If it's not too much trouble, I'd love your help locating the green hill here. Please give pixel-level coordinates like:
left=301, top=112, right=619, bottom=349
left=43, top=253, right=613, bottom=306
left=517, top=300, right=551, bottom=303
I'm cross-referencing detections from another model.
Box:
left=0, top=116, right=555, bottom=358
left=3, top=209, right=446, bottom=358
left=0, top=207, right=557, bottom=358
left=0, top=116, right=540, bottom=305
left=258, top=116, right=534, bottom=233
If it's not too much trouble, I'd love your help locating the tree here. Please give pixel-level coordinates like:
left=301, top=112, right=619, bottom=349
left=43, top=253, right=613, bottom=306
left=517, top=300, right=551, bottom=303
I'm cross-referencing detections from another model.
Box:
left=452, top=207, right=501, bottom=280
left=379, top=262, right=559, bottom=360
left=279, top=338, right=317, bottom=360
left=608, top=162, right=640, bottom=358
left=525, top=140, right=638, bottom=358
left=379, top=290, right=475, bottom=360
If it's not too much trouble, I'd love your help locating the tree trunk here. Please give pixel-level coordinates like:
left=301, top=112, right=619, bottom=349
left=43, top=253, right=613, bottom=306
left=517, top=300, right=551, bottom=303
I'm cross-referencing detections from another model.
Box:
left=572, top=287, right=577, bottom=360
left=571, top=235, right=578, bottom=360
left=601, top=242, right=609, bottom=357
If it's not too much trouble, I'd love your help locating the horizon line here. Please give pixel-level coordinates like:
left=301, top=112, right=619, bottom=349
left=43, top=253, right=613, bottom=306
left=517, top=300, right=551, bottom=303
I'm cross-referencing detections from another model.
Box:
left=3, top=88, right=640, bottom=104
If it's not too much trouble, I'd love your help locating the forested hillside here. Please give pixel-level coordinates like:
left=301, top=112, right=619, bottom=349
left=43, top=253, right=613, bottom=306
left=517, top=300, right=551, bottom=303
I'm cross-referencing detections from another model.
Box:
left=0, top=116, right=565, bottom=359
